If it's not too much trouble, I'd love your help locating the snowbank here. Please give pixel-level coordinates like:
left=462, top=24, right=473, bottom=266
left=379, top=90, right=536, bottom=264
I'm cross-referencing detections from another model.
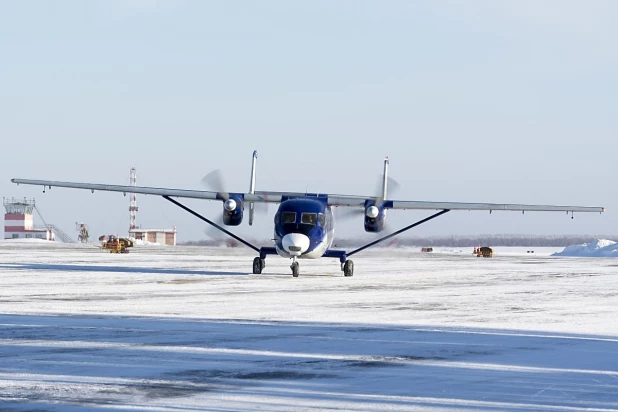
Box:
left=552, top=239, right=618, bottom=257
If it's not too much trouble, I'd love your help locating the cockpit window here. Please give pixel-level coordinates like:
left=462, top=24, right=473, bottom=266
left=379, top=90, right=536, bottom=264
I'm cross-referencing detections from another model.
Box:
left=317, top=213, right=325, bottom=227
left=301, top=212, right=317, bottom=225
left=281, top=212, right=296, bottom=224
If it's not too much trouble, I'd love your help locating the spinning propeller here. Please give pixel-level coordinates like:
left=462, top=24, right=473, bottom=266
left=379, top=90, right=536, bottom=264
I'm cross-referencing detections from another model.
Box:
left=335, top=174, right=400, bottom=234
left=200, top=169, right=267, bottom=239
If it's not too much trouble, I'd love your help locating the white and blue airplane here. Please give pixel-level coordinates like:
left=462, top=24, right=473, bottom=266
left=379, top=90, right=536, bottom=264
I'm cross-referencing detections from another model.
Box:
left=11, top=151, right=605, bottom=277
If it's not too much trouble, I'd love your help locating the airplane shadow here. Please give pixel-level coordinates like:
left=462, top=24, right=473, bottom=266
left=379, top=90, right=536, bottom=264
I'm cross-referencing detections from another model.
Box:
left=0, top=263, right=248, bottom=276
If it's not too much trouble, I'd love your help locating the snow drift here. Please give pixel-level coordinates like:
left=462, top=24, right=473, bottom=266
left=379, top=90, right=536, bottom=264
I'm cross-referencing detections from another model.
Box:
left=552, top=239, right=618, bottom=257
left=127, top=237, right=161, bottom=246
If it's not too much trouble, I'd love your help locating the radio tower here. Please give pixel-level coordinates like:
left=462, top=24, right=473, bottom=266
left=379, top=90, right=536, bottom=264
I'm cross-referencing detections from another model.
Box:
left=129, top=167, right=138, bottom=234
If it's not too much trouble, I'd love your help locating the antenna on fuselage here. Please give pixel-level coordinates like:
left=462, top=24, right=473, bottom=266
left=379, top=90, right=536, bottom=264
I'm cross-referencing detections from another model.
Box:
left=248, top=150, right=258, bottom=225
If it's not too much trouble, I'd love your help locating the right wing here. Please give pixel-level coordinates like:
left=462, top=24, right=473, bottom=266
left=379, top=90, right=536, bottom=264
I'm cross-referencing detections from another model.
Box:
left=10, top=178, right=282, bottom=203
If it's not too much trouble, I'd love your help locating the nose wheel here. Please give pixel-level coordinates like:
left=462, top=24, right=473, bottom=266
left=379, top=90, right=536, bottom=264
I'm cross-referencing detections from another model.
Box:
left=291, top=259, right=300, bottom=277
left=252, top=257, right=265, bottom=274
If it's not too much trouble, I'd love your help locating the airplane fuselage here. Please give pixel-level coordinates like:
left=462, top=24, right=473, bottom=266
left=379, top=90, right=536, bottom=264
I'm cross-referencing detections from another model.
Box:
left=273, top=197, right=334, bottom=259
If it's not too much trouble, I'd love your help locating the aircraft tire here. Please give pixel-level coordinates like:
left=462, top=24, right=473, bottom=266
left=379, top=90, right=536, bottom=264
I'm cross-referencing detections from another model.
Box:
left=343, top=260, right=354, bottom=277
left=252, top=257, right=262, bottom=274
left=291, top=262, right=299, bottom=277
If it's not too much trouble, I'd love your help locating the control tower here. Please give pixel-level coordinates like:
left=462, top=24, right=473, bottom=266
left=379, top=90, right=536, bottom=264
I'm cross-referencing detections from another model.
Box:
left=3, top=197, right=54, bottom=240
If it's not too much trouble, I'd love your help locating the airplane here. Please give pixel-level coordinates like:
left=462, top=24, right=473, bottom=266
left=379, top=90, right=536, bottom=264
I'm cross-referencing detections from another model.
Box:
left=11, top=151, right=605, bottom=277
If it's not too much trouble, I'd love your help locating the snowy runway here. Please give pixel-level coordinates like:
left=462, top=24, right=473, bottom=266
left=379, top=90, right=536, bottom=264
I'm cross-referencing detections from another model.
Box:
left=1, top=241, right=617, bottom=411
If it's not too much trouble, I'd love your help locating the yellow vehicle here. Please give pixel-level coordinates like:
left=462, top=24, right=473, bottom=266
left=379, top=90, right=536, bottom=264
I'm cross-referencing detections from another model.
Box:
left=473, top=246, right=493, bottom=258
left=100, top=235, right=134, bottom=254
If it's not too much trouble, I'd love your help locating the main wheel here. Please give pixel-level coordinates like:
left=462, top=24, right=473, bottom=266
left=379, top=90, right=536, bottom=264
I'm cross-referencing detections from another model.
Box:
left=252, top=257, right=263, bottom=274
left=343, top=260, right=354, bottom=277
left=291, top=262, right=299, bottom=277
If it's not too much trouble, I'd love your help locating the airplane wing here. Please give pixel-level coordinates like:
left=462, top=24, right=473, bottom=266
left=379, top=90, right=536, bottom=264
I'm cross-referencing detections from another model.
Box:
left=379, top=199, right=603, bottom=213
left=326, top=195, right=605, bottom=213
left=11, top=179, right=605, bottom=213
left=10, top=179, right=284, bottom=203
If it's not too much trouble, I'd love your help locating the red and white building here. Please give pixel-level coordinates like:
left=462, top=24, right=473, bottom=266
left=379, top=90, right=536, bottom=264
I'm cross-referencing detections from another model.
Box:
left=3, top=198, right=54, bottom=240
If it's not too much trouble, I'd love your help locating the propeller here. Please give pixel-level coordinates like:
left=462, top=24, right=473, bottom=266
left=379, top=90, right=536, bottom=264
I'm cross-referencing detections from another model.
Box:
left=201, top=169, right=229, bottom=201
left=198, top=169, right=228, bottom=240
left=199, top=169, right=268, bottom=239
left=333, top=174, right=402, bottom=239
left=336, top=174, right=400, bottom=223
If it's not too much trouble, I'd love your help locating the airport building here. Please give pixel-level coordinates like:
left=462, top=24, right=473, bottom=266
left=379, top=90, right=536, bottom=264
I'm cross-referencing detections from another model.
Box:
left=129, top=228, right=176, bottom=246
left=3, top=197, right=55, bottom=240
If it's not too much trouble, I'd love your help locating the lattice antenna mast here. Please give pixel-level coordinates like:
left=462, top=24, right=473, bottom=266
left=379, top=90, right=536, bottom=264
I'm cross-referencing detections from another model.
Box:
left=129, top=167, right=138, bottom=233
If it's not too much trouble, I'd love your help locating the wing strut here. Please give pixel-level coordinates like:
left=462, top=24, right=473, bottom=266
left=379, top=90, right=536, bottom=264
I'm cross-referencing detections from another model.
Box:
left=347, top=209, right=451, bottom=257
left=163, top=195, right=260, bottom=253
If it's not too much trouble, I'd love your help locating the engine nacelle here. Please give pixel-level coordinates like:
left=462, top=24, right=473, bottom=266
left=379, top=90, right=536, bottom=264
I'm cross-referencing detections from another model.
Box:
left=364, top=200, right=386, bottom=232
left=222, top=194, right=244, bottom=226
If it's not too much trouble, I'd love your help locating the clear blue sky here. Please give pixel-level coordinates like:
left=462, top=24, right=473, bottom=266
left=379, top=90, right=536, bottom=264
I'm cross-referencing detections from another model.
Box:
left=1, top=1, right=616, bottom=242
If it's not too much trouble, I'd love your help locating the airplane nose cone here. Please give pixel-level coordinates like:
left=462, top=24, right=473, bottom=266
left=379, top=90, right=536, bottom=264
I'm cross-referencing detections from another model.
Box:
left=282, top=233, right=310, bottom=256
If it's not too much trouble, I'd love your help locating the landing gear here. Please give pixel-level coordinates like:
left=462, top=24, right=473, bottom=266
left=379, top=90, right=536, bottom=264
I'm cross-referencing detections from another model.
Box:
left=291, top=259, right=299, bottom=277
left=252, top=257, right=265, bottom=274
left=343, top=260, right=354, bottom=277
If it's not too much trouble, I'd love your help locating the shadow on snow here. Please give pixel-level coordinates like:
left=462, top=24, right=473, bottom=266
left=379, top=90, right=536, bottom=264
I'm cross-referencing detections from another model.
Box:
left=1, top=314, right=617, bottom=411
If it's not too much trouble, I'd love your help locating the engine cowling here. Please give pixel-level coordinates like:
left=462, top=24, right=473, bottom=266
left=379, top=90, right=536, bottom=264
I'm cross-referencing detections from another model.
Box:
left=364, top=200, right=386, bottom=232
left=222, top=194, right=244, bottom=226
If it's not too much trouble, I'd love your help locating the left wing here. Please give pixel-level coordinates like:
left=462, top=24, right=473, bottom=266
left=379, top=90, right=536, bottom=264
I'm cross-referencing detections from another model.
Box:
left=383, top=200, right=605, bottom=213
left=11, top=178, right=605, bottom=213
left=327, top=196, right=605, bottom=213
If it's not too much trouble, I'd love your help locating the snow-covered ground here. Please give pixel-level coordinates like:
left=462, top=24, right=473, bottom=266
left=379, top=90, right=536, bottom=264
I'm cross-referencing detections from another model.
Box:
left=1, top=241, right=617, bottom=411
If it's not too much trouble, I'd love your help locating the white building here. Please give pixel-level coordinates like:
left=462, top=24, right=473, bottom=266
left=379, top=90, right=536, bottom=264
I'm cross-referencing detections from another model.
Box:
left=129, top=228, right=176, bottom=246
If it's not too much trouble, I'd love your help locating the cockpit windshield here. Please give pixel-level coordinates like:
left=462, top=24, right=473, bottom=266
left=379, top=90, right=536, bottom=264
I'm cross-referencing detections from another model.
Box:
left=281, top=212, right=296, bottom=224
left=275, top=203, right=326, bottom=238
left=301, top=212, right=317, bottom=225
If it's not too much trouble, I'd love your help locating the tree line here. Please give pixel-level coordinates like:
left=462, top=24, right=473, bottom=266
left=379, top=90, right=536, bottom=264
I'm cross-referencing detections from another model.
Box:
left=179, top=234, right=617, bottom=248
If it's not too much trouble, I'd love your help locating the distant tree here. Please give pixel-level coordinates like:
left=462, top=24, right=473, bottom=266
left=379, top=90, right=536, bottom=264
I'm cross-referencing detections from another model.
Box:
left=178, top=234, right=618, bottom=248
